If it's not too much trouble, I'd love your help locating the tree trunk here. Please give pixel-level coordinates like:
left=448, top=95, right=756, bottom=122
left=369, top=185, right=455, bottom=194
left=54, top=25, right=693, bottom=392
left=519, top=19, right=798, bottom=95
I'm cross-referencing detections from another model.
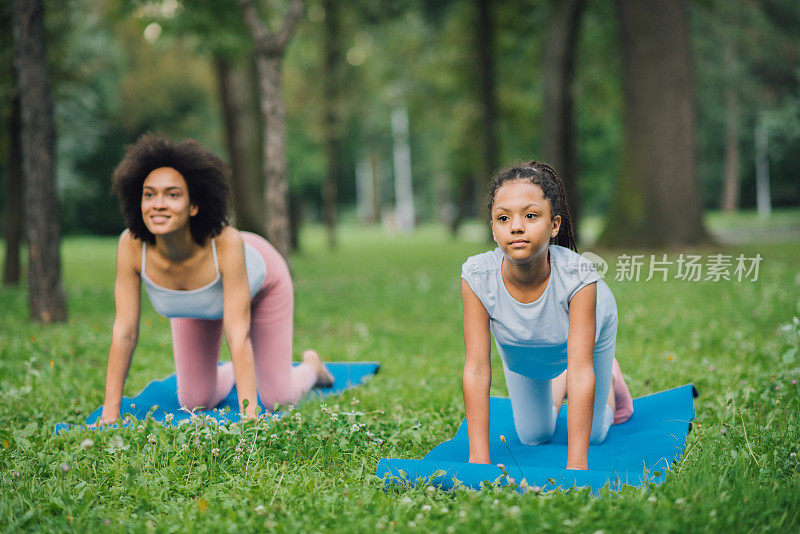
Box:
left=256, top=54, right=292, bottom=256
left=391, top=106, right=414, bottom=232
left=12, top=0, right=67, bottom=322
left=754, top=115, right=771, bottom=218
left=215, top=55, right=265, bottom=235
left=476, top=0, right=498, bottom=220
left=720, top=41, right=740, bottom=212
left=322, top=0, right=341, bottom=248
left=3, top=96, right=24, bottom=287
left=599, top=0, right=707, bottom=247
left=542, top=0, right=585, bottom=240
left=239, top=0, right=304, bottom=259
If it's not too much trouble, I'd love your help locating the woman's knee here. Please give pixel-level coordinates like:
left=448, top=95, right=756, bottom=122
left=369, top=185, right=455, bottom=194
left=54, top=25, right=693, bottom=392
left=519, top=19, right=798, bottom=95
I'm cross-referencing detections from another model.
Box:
left=177, top=389, right=216, bottom=411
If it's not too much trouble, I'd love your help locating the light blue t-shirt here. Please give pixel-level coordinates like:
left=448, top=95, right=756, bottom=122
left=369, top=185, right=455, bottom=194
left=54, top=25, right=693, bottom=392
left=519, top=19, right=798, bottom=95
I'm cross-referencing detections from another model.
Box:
left=461, top=245, right=617, bottom=380
left=141, top=238, right=267, bottom=320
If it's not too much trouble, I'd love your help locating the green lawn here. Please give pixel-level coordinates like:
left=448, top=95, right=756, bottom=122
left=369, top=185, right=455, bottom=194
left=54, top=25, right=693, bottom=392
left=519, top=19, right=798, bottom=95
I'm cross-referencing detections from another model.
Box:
left=1, top=221, right=799, bottom=532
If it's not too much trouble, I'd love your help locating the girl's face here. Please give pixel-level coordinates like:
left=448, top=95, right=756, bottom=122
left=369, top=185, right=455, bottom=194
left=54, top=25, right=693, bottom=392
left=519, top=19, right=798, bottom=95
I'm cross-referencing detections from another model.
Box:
left=141, top=167, right=197, bottom=238
left=490, top=179, right=561, bottom=265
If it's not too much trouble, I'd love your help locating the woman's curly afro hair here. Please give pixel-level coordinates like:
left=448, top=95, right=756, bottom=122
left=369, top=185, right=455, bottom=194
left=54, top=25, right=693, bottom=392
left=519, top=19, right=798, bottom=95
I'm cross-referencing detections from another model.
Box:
left=112, top=133, right=231, bottom=245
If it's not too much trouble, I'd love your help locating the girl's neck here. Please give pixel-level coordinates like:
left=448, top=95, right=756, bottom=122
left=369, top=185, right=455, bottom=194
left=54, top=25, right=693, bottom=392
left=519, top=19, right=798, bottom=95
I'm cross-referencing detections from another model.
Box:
left=154, top=229, right=200, bottom=263
left=502, top=247, right=551, bottom=289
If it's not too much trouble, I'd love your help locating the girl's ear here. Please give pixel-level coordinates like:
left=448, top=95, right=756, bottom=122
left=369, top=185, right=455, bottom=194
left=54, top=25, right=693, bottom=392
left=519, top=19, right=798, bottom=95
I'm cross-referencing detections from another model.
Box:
left=551, top=214, right=562, bottom=238
left=190, top=204, right=199, bottom=217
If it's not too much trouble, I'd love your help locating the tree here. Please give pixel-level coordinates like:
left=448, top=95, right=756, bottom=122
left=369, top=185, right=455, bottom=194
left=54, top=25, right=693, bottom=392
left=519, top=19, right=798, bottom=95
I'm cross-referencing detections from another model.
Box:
left=2, top=97, right=23, bottom=287
left=476, top=0, right=498, bottom=219
left=599, top=0, right=707, bottom=247
left=322, top=0, right=342, bottom=248
left=12, top=0, right=67, bottom=321
left=215, top=55, right=266, bottom=235
left=239, top=0, right=305, bottom=259
left=542, top=0, right=585, bottom=235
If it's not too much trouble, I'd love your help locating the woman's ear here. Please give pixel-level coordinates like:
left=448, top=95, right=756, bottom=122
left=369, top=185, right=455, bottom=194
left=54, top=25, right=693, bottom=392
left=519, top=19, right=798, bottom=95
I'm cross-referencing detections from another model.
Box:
left=551, top=214, right=562, bottom=238
left=190, top=204, right=199, bottom=217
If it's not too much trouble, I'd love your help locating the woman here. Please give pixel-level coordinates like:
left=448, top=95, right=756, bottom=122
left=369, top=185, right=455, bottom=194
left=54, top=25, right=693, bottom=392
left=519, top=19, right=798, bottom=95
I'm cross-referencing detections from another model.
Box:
left=99, top=134, right=333, bottom=423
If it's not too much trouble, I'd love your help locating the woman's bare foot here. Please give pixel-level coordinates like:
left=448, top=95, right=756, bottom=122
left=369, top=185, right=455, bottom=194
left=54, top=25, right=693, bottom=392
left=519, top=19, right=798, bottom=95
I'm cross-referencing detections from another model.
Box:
left=303, top=350, right=334, bottom=388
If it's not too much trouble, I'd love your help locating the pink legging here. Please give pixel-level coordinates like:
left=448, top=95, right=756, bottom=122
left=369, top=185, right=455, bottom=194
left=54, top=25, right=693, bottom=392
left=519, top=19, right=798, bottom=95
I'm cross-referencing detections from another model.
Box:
left=170, top=232, right=317, bottom=411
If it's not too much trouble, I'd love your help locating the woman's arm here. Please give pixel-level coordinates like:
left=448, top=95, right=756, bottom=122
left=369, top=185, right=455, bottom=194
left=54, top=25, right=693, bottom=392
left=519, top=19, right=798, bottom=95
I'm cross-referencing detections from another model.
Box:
left=565, top=282, right=597, bottom=469
left=217, top=228, right=258, bottom=419
left=462, top=279, right=492, bottom=464
left=100, top=231, right=142, bottom=424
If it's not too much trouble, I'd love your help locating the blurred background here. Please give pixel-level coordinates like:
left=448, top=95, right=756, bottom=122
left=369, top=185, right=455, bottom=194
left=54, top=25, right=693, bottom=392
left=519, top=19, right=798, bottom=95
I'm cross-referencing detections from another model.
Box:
left=2, top=0, right=799, bottom=290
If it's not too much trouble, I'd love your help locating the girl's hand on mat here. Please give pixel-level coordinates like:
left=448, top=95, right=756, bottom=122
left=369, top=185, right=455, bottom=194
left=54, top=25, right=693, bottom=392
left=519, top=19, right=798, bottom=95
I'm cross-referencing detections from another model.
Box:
left=468, top=455, right=491, bottom=464
left=566, top=463, right=588, bottom=470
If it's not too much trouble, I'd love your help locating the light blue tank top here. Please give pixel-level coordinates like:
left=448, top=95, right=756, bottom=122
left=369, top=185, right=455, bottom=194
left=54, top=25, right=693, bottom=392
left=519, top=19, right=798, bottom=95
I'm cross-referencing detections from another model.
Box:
left=141, top=238, right=267, bottom=320
left=461, top=246, right=617, bottom=380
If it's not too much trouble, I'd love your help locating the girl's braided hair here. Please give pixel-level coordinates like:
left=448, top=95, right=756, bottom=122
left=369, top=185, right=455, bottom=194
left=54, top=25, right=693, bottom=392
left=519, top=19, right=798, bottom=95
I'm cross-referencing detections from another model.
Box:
left=486, top=161, right=577, bottom=252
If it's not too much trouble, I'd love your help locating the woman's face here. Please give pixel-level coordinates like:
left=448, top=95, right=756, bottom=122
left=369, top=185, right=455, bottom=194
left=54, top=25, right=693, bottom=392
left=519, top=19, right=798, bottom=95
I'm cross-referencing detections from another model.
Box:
left=490, top=179, right=560, bottom=266
left=141, top=167, right=197, bottom=238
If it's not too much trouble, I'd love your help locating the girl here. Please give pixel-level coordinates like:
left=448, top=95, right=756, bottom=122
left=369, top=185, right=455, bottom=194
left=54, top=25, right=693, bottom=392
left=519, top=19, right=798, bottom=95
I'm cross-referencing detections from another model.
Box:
left=461, top=161, right=633, bottom=470
left=99, top=134, right=333, bottom=424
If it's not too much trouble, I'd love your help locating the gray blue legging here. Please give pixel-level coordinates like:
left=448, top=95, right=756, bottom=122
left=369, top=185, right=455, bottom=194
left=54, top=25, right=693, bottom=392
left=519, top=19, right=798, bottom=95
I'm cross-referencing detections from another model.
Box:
left=502, top=313, right=617, bottom=445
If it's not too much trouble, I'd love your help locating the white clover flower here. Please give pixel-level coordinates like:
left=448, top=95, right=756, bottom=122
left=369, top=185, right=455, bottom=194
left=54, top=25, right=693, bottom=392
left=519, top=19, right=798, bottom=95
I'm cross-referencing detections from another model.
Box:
left=211, top=448, right=220, bottom=456
left=80, top=438, right=94, bottom=450
left=164, top=413, right=174, bottom=424
left=351, top=424, right=361, bottom=432
left=421, top=505, right=431, bottom=512
left=254, top=504, right=266, bottom=514
left=147, top=434, right=157, bottom=445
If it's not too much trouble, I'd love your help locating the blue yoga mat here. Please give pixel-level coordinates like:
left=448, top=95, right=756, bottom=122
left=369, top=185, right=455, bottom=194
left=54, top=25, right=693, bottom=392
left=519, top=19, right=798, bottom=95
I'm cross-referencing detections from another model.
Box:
left=377, top=384, right=697, bottom=493
left=54, top=361, right=380, bottom=434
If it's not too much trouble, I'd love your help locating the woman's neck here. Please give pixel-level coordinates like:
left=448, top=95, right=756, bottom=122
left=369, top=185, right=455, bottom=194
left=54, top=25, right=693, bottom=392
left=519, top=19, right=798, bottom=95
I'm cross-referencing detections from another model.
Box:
left=154, top=229, right=200, bottom=263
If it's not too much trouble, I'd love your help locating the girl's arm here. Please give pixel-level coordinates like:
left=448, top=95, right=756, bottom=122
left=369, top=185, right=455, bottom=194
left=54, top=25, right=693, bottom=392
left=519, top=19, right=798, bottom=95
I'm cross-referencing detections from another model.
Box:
left=100, top=231, right=142, bottom=424
left=217, top=228, right=258, bottom=419
left=462, top=279, right=492, bottom=464
left=565, top=282, right=597, bottom=469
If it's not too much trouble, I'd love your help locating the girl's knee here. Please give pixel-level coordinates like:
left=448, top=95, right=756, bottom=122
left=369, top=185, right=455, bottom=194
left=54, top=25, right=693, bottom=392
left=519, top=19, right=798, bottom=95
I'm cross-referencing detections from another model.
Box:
left=514, top=417, right=556, bottom=445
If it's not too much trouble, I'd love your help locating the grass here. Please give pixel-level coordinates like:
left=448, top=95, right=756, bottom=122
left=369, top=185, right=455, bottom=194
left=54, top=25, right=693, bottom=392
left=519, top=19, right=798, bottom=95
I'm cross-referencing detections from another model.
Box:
left=1, top=218, right=799, bottom=532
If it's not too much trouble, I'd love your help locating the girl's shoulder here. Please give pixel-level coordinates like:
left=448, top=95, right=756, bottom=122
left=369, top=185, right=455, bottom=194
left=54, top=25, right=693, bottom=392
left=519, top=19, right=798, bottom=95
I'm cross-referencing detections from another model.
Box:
left=461, top=248, right=503, bottom=277
left=549, top=245, right=602, bottom=298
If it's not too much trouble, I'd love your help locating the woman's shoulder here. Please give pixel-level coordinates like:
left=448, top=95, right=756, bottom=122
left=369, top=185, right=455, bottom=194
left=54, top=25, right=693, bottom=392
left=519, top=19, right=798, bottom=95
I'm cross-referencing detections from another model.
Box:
left=117, top=230, right=144, bottom=273
left=462, top=248, right=502, bottom=276
left=214, top=226, right=244, bottom=251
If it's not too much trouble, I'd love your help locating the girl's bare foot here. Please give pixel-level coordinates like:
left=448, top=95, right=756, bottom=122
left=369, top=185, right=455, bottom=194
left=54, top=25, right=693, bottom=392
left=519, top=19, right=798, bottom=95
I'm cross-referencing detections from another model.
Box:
left=303, top=350, right=334, bottom=388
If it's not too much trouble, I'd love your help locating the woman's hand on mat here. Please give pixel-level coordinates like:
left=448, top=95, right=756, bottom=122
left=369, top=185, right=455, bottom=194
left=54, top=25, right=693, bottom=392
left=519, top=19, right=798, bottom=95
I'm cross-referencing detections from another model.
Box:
left=90, top=408, right=119, bottom=427
left=468, top=455, right=491, bottom=464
